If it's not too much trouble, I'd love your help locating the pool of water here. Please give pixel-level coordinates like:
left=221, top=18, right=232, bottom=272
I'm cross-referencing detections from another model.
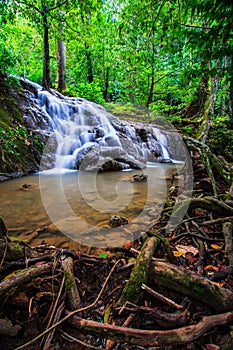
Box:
left=0, top=163, right=183, bottom=248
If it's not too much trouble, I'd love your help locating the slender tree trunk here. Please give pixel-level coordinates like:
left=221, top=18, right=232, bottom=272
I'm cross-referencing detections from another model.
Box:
left=198, top=72, right=219, bottom=143
left=42, top=4, right=52, bottom=90
left=147, top=67, right=155, bottom=107
left=229, top=56, right=233, bottom=128
left=103, top=66, right=109, bottom=101
left=58, top=39, right=66, bottom=91
left=221, top=56, right=228, bottom=118
left=147, top=43, right=155, bottom=107
left=85, top=42, right=94, bottom=84
left=182, top=74, right=209, bottom=119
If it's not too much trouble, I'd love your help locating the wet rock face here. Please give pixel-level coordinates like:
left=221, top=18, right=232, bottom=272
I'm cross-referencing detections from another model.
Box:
left=76, top=145, right=146, bottom=172
left=19, top=79, right=186, bottom=173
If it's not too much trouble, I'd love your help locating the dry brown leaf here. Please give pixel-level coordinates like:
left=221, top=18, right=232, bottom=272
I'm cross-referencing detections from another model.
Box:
left=175, top=244, right=199, bottom=256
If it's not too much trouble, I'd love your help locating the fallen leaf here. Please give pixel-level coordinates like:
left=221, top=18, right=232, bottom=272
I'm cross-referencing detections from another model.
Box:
left=175, top=244, right=199, bottom=256
left=123, top=240, right=132, bottom=249
left=206, top=344, right=220, bottom=350
left=204, top=265, right=219, bottom=272
left=173, top=251, right=184, bottom=258
left=210, top=244, right=222, bottom=250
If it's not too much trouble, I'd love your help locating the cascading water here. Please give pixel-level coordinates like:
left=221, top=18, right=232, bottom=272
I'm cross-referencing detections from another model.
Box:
left=22, top=79, right=177, bottom=172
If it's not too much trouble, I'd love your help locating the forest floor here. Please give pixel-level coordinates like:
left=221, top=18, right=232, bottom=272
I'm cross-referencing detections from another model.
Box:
left=0, top=152, right=233, bottom=350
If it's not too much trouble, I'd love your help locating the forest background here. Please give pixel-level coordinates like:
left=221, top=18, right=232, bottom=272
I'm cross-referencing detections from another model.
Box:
left=0, top=0, right=233, bottom=162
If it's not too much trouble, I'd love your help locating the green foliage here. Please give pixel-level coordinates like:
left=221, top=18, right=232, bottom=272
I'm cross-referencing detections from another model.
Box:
left=0, top=31, right=17, bottom=74
left=66, top=82, right=105, bottom=104
left=0, top=0, right=232, bottom=163
left=0, top=125, right=43, bottom=157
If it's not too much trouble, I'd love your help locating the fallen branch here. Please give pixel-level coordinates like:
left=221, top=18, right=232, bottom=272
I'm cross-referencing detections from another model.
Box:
left=67, top=310, right=233, bottom=347
left=0, top=262, right=55, bottom=296
left=120, top=301, right=190, bottom=329
left=13, top=260, right=122, bottom=350
left=0, top=239, right=35, bottom=261
left=149, top=260, right=233, bottom=312
left=170, top=197, right=233, bottom=226
left=142, top=283, right=183, bottom=309
left=118, top=236, right=160, bottom=306
left=63, top=256, right=81, bottom=309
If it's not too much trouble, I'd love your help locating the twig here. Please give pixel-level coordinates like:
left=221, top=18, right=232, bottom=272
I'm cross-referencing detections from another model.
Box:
left=14, top=259, right=122, bottom=350
left=40, top=276, right=65, bottom=347
left=141, top=283, right=183, bottom=309
left=43, top=301, right=65, bottom=350
left=200, top=216, right=233, bottom=226
left=169, top=232, right=224, bottom=243
left=59, top=329, right=103, bottom=349
left=130, top=247, right=165, bottom=262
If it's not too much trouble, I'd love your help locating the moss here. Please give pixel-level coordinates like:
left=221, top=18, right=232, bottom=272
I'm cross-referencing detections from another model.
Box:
left=0, top=75, right=44, bottom=174
left=119, top=237, right=160, bottom=305
left=153, top=264, right=228, bottom=311
left=0, top=108, right=11, bottom=127
left=105, top=102, right=153, bottom=123
left=64, top=271, right=75, bottom=292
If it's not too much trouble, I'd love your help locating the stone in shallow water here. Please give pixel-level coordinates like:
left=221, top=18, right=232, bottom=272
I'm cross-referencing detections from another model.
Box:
left=132, top=174, right=148, bottom=182
left=108, top=215, right=129, bottom=228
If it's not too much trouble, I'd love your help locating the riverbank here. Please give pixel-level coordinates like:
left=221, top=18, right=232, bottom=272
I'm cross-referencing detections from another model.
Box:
left=1, top=158, right=233, bottom=349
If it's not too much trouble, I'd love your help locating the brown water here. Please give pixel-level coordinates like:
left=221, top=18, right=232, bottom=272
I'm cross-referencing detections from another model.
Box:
left=0, top=164, right=182, bottom=249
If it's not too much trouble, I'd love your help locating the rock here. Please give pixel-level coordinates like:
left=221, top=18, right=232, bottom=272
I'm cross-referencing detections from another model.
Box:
left=19, top=183, right=38, bottom=191
left=132, top=174, right=148, bottom=182
left=160, top=158, right=173, bottom=163
left=76, top=144, right=146, bottom=172
left=99, top=160, right=130, bottom=172
left=22, top=183, right=31, bottom=188
left=108, top=215, right=129, bottom=228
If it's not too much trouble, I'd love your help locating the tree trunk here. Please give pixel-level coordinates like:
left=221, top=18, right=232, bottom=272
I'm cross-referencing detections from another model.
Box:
left=85, top=42, right=94, bottom=84
left=229, top=56, right=233, bottom=128
left=58, top=39, right=66, bottom=91
left=221, top=56, right=228, bottom=118
left=147, top=67, right=155, bottom=108
left=182, top=74, right=209, bottom=119
left=103, top=66, right=109, bottom=101
left=146, top=42, right=156, bottom=107
left=42, top=5, right=52, bottom=90
left=197, top=60, right=219, bottom=143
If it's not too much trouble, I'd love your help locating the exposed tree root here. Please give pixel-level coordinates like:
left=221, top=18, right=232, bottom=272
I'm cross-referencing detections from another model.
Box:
left=63, top=255, right=81, bottom=309
left=67, top=310, right=233, bottom=347
left=0, top=262, right=55, bottom=296
left=149, top=260, right=233, bottom=312
left=118, top=236, right=161, bottom=306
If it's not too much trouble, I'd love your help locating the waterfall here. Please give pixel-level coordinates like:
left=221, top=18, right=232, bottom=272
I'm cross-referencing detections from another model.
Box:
left=153, top=128, right=170, bottom=160
left=21, top=79, right=175, bottom=172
